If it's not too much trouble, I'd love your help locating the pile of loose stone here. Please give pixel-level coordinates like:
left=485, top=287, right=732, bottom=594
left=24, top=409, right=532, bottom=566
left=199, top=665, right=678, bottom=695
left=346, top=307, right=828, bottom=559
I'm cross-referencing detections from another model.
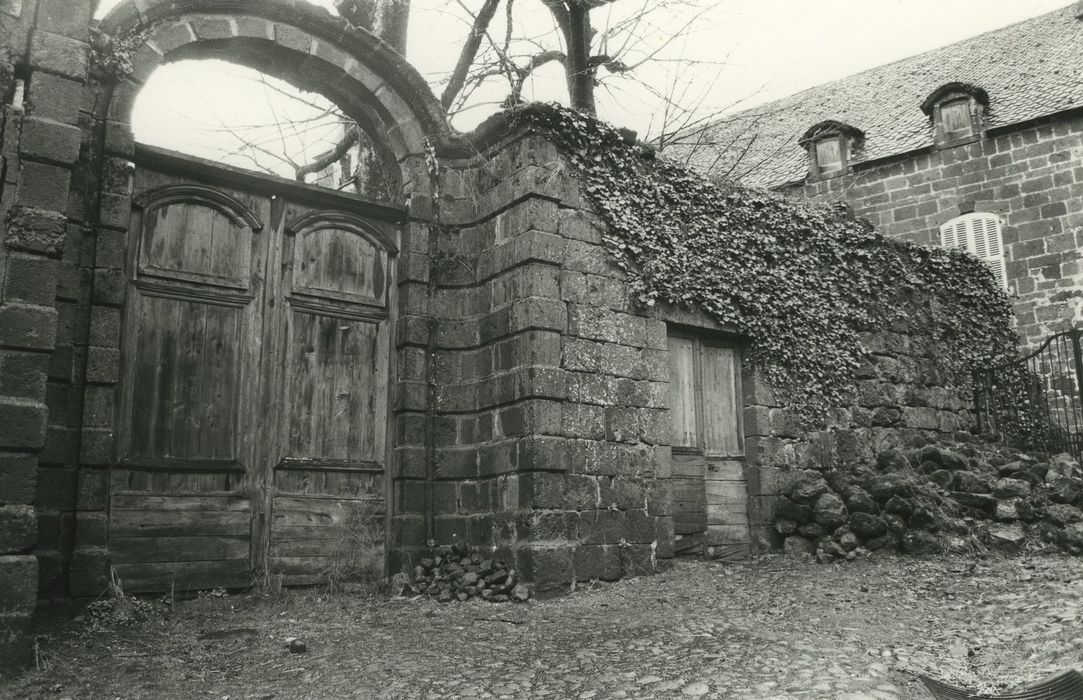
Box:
left=774, top=437, right=1083, bottom=562
left=389, top=544, right=532, bottom=603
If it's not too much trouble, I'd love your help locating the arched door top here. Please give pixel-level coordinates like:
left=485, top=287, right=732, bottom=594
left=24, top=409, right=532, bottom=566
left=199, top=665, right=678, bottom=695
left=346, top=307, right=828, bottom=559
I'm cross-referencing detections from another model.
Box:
left=98, top=0, right=451, bottom=193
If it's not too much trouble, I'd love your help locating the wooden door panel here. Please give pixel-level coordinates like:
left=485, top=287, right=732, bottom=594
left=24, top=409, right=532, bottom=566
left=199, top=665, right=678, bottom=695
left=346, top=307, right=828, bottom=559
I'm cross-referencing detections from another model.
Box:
left=292, top=225, right=387, bottom=305
left=284, top=313, right=382, bottom=465
left=701, top=345, right=742, bottom=457
left=140, top=199, right=254, bottom=288
left=125, top=293, right=244, bottom=465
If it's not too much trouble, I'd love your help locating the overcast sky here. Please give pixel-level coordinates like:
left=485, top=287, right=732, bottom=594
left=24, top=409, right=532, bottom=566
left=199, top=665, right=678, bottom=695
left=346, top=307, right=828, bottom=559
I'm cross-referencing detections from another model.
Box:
left=94, top=0, right=1073, bottom=176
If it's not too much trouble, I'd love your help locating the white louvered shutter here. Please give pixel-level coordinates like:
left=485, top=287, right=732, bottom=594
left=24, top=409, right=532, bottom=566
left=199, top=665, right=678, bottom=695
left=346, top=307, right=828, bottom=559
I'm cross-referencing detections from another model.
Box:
left=939, top=216, right=968, bottom=250
left=939, top=213, right=1008, bottom=290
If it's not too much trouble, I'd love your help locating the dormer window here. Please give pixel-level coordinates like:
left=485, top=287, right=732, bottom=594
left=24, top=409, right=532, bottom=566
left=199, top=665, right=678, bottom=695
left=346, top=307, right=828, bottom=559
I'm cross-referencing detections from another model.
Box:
left=921, top=83, right=989, bottom=147
left=815, top=137, right=843, bottom=175
left=799, top=120, right=864, bottom=181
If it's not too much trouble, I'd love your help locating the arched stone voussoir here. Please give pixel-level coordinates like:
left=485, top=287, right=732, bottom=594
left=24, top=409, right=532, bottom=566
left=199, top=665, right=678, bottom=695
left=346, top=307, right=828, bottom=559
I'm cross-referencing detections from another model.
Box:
left=99, top=0, right=453, bottom=161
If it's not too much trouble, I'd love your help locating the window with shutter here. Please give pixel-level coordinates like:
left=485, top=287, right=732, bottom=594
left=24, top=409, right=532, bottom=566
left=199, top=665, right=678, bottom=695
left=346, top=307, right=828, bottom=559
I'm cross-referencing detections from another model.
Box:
left=939, top=213, right=1008, bottom=290
left=667, top=334, right=743, bottom=456
left=940, top=100, right=974, bottom=139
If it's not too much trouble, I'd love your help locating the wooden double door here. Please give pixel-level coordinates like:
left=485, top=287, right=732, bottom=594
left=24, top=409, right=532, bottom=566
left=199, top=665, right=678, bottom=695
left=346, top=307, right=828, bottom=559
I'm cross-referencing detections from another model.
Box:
left=109, top=147, right=397, bottom=591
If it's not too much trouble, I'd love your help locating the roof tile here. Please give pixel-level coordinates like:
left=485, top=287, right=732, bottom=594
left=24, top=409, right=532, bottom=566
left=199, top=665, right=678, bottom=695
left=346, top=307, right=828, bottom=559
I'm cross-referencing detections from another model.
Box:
left=673, top=4, right=1083, bottom=188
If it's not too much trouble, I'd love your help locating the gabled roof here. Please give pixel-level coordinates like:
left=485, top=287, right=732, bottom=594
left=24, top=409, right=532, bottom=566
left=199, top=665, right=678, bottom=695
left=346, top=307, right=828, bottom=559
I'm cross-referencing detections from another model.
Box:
left=672, top=3, right=1083, bottom=188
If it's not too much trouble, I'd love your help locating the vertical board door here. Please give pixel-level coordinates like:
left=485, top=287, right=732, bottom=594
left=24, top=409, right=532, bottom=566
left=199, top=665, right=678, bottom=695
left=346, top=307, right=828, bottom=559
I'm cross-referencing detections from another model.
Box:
left=667, top=334, right=750, bottom=559
left=111, top=171, right=270, bottom=591
left=265, top=210, right=392, bottom=585
left=111, top=149, right=396, bottom=593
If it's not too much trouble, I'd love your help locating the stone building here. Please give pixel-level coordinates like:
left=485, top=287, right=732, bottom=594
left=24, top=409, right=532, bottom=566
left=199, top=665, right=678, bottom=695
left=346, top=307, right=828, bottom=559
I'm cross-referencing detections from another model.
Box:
left=677, top=2, right=1083, bottom=347
left=0, top=0, right=989, bottom=671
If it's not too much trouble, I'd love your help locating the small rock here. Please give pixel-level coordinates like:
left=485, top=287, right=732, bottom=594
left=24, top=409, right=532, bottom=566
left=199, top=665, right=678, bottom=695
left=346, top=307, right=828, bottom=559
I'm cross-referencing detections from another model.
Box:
left=823, top=539, right=848, bottom=558
left=1047, top=454, right=1083, bottom=483
left=1045, top=503, right=1083, bottom=526
left=388, top=572, right=415, bottom=597
left=883, top=495, right=913, bottom=519
left=994, top=500, right=1019, bottom=522
left=917, top=445, right=969, bottom=470
left=789, top=472, right=829, bottom=503
left=989, top=524, right=1026, bottom=549
left=289, top=639, right=307, bottom=654
left=1051, top=477, right=1083, bottom=506
left=1016, top=499, right=1045, bottom=522
left=955, top=471, right=992, bottom=494
left=778, top=499, right=814, bottom=524
left=992, top=478, right=1030, bottom=499
left=813, top=492, right=848, bottom=530
left=877, top=449, right=909, bottom=472
left=682, top=681, right=710, bottom=696
left=883, top=513, right=906, bottom=535
left=783, top=536, right=814, bottom=558
left=850, top=512, right=888, bottom=539
left=951, top=492, right=997, bottom=513
left=774, top=518, right=798, bottom=535
left=839, top=532, right=859, bottom=551
left=798, top=522, right=826, bottom=537
left=1059, top=523, right=1083, bottom=553
left=928, top=470, right=955, bottom=489
left=511, top=583, right=532, bottom=602
left=492, top=594, right=509, bottom=603
left=865, top=533, right=898, bottom=550
left=909, top=506, right=938, bottom=530
left=901, top=530, right=940, bottom=555
left=845, top=487, right=877, bottom=514
left=437, top=589, right=452, bottom=603
left=996, top=460, right=1024, bottom=477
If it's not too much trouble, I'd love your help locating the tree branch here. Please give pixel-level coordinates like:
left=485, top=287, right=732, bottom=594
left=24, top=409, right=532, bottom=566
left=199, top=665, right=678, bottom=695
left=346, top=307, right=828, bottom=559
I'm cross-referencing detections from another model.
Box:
left=441, top=0, right=503, bottom=110
left=295, top=125, right=361, bottom=182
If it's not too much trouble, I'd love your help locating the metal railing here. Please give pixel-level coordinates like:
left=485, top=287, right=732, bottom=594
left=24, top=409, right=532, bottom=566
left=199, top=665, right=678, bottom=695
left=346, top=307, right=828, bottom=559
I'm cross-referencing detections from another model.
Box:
left=973, top=328, right=1083, bottom=462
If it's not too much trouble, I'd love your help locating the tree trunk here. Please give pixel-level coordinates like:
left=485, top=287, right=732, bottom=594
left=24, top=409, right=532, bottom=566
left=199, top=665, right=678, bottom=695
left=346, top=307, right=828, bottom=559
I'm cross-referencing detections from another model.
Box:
left=336, top=0, right=411, bottom=53
left=563, top=2, right=595, bottom=114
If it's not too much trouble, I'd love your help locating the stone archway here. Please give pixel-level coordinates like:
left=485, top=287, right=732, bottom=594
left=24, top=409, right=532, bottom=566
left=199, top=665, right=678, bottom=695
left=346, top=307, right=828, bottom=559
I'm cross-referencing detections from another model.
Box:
left=53, top=0, right=453, bottom=594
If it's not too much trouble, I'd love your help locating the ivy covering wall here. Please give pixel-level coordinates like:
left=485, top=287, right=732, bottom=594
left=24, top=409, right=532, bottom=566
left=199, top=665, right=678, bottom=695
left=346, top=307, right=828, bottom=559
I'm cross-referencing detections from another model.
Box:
left=513, top=104, right=1019, bottom=424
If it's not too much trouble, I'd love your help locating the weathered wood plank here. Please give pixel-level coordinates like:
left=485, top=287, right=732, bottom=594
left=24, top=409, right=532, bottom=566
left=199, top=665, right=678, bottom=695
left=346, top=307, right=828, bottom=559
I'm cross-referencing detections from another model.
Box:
left=667, top=336, right=698, bottom=448
left=673, top=532, right=705, bottom=554
left=111, top=494, right=250, bottom=511
left=112, top=560, right=251, bottom=593
left=705, top=459, right=744, bottom=480
left=111, top=536, right=249, bottom=563
left=706, top=523, right=751, bottom=543
left=701, top=344, right=742, bottom=456
left=671, top=455, right=705, bottom=478
left=110, top=509, right=250, bottom=538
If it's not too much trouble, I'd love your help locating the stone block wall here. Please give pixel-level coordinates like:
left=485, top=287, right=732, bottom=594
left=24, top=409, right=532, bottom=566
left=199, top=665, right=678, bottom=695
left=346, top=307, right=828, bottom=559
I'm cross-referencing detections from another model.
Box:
left=0, top=0, right=97, bottom=671
left=788, top=114, right=1083, bottom=346
left=389, top=131, right=676, bottom=592
left=741, top=320, right=972, bottom=550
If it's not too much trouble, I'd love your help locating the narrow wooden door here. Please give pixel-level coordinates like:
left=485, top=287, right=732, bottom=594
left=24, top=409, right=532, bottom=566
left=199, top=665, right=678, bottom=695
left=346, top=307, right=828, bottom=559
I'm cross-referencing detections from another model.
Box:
left=111, top=150, right=396, bottom=592
left=668, top=333, right=750, bottom=559
left=111, top=173, right=271, bottom=591
left=264, top=210, right=392, bottom=585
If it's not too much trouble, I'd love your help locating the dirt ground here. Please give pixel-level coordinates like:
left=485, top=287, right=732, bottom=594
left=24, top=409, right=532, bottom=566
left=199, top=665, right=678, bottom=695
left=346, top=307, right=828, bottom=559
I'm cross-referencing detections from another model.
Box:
left=2, top=553, right=1081, bottom=699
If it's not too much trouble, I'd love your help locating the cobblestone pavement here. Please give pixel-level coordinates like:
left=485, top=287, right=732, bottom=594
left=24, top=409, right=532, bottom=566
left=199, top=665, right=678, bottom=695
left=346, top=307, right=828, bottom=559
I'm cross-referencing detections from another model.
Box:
left=7, top=554, right=1083, bottom=699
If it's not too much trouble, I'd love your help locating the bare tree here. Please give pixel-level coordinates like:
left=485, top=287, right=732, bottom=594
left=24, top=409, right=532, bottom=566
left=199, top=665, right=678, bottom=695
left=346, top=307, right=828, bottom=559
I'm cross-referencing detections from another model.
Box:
left=187, top=0, right=735, bottom=194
